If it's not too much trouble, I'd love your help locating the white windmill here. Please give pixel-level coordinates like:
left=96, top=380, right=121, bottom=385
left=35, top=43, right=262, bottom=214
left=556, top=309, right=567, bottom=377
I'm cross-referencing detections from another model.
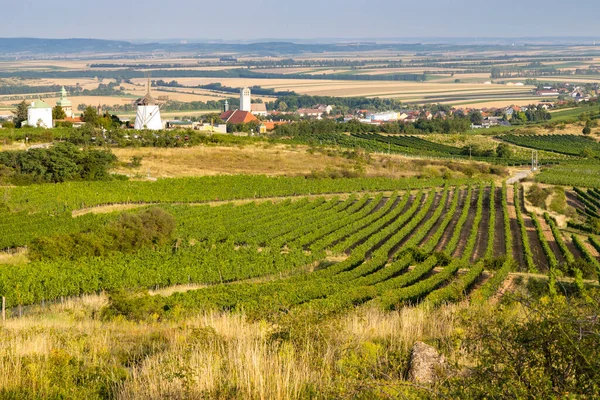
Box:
left=133, top=77, right=163, bottom=130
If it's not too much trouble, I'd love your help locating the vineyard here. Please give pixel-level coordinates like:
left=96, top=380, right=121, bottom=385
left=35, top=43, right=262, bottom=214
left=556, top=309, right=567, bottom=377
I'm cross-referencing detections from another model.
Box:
left=537, top=163, right=600, bottom=188
left=1, top=177, right=598, bottom=316
left=499, top=134, right=600, bottom=156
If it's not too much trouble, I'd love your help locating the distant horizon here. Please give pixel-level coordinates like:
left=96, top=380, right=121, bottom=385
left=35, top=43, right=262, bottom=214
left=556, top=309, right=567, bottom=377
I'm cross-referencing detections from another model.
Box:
left=5, top=0, right=600, bottom=41
left=2, top=36, right=600, bottom=45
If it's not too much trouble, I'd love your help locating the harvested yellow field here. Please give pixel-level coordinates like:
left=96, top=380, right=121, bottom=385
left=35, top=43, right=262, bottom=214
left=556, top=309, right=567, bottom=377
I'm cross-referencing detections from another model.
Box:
left=446, top=98, right=548, bottom=109
left=141, top=77, right=534, bottom=99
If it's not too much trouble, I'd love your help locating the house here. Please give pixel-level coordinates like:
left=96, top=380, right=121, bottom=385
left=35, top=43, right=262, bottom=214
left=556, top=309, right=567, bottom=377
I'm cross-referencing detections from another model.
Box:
left=166, top=120, right=195, bottom=129
left=536, top=89, right=559, bottom=96
left=26, top=99, right=52, bottom=128
left=296, top=108, right=323, bottom=118
left=251, top=103, right=268, bottom=117
left=367, top=111, right=399, bottom=122
left=199, top=123, right=227, bottom=134
left=220, top=110, right=258, bottom=124
left=315, top=104, right=333, bottom=114
left=54, top=116, right=84, bottom=128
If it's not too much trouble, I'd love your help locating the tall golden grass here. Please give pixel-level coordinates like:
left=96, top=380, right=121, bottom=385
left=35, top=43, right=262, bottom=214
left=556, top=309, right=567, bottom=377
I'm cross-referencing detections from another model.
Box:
left=0, top=296, right=466, bottom=399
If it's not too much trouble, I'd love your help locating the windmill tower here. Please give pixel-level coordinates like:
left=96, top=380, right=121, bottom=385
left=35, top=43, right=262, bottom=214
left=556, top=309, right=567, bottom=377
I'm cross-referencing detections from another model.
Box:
left=240, top=87, right=251, bottom=112
left=134, top=77, right=163, bottom=130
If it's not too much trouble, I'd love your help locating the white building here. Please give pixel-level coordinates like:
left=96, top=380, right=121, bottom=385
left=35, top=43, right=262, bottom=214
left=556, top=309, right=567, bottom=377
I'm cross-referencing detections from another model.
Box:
left=251, top=103, right=268, bottom=117
left=368, top=111, right=400, bottom=122
left=56, top=87, right=73, bottom=118
left=240, top=87, right=251, bottom=112
left=134, top=83, right=162, bottom=130
left=27, top=99, right=53, bottom=128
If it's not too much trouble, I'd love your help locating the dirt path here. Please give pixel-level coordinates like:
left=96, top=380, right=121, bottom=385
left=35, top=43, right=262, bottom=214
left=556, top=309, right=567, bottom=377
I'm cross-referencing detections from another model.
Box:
left=507, top=169, right=531, bottom=185
left=72, top=190, right=401, bottom=217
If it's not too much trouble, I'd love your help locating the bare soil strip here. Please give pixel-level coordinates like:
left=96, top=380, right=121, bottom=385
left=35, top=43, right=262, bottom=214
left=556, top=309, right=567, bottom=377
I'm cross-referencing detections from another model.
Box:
left=471, top=187, right=491, bottom=262
left=562, top=232, right=583, bottom=259
left=492, top=186, right=506, bottom=257
left=507, top=185, right=526, bottom=269
left=453, top=190, right=478, bottom=259
left=537, top=214, right=566, bottom=264
left=523, top=212, right=549, bottom=271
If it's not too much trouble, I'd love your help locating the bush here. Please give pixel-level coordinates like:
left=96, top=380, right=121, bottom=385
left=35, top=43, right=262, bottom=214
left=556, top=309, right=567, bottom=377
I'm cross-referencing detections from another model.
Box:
left=526, top=184, right=551, bottom=208
left=29, top=207, right=176, bottom=260
left=130, top=156, right=143, bottom=168
left=445, top=293, right=600, bottom=397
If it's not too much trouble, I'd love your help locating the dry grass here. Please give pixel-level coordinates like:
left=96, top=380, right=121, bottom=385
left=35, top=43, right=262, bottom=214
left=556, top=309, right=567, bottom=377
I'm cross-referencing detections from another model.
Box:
left=110, top=144, right=426, bottom=179
left=0, top=294, right=470, bottom=399
left=0, top=248, right=29, bottom=265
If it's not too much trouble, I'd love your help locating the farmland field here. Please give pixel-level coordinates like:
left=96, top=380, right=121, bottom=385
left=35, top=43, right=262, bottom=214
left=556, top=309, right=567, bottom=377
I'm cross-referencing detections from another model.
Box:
left=1, top=175, right=597, bottom=310
left=2, top=41, right=600, bottom=399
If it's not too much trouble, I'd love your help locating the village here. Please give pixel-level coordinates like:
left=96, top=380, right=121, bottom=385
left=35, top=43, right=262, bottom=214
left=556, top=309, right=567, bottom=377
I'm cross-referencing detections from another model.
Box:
left=2, top=81, right=593, bottom=135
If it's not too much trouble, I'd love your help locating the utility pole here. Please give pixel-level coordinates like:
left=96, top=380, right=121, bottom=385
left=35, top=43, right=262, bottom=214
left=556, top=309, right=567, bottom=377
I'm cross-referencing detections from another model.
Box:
left=531, top=150, right=539, bottom=171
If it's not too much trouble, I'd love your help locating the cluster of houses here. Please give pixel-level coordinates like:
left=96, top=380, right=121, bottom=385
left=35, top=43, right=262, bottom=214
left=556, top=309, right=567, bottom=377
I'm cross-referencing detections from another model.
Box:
left=3, top=79, right=595, bottom=133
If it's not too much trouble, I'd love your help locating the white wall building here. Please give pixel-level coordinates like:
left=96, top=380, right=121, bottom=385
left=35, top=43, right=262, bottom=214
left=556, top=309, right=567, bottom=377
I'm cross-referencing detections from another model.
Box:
left=240, top=87, right=251, bottom=112
left=368, top=111, right=399, bottom=122
left=27, top=100, right=53, bottom=128
left=134, top=84, right=162, bottom=130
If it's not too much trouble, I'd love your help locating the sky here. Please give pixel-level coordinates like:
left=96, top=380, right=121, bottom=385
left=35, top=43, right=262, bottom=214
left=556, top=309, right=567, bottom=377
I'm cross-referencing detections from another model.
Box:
left=3, top=0, right=600, bottom=41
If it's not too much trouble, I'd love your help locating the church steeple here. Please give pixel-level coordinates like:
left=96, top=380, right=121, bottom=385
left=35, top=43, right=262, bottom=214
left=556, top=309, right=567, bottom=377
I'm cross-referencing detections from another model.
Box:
left=56, top=86, right=73, bottom=118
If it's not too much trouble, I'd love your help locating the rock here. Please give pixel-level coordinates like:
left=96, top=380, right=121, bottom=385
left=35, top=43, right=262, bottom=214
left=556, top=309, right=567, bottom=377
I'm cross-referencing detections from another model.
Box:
left=408, top=341, right=446, bottom=384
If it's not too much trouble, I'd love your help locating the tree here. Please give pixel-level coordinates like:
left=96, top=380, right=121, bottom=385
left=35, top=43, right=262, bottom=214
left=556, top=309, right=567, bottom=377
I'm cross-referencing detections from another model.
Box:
left=278, top=101, right=288, bottom=112
left=496, top=143, right=513, bottom=158
left=12, top=100, right=28, bottom=128
left=583, top=126, right=592, bottom=135
left=469, top=111, right=483, bottom=125
left=81, top=106, right=99, bottom=126
left=52, top=105, right=66, bottom=120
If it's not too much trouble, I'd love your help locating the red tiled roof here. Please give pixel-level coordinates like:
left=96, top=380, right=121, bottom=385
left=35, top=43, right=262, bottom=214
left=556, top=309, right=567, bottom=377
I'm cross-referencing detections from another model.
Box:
left=220, top=110, right=258, bottom=124
left=56, top=117, right=83, bottom=123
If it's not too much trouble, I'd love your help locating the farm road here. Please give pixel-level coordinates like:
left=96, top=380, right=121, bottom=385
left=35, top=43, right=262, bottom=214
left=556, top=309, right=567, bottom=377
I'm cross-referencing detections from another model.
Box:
left=507, top=170, right=530, bottom=184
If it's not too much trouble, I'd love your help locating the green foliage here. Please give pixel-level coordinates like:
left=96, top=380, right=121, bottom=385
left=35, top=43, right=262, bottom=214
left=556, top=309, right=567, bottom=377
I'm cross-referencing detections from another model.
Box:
left=12, top=100, right=28, bottom=128
left=446, top=294, right=600, bottom=398
left=537, top=163, right=600, bottom=188
left=495, top=142, right=513, bottom=158
left=52, top=105, right=66, bottom=120
left=29, top=207, right=176, bottom=261
left=514, top=183, right=536, bottom=272
left=0, top=142, right=116, bottom=184
left=130, top=156, right=142, bottom=168
left=526, top=183, right=551, bottom=208
left=500, top=134, right=600, bottom=157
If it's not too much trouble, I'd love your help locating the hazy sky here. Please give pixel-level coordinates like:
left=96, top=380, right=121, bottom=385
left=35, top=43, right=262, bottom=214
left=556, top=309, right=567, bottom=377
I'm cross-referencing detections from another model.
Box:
left=4, top=0, right=600, bottom=40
